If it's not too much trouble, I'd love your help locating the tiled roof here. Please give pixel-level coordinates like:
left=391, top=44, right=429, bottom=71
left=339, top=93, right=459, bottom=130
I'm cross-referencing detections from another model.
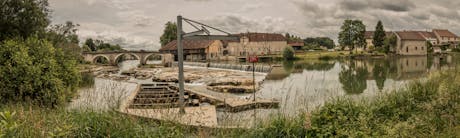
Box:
left=396, top=31, right=426, bottom=41
left=159, top=40, right=216, bottom=51
left=417, top=31, right=437, bottom=38
left=230, top=33, right=286, bottom=42
left=433, top=29, right=459, bottom=38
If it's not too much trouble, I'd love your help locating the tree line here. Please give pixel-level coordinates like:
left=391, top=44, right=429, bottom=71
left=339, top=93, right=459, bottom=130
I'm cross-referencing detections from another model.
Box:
left=0, top=0, right=82, bottom=107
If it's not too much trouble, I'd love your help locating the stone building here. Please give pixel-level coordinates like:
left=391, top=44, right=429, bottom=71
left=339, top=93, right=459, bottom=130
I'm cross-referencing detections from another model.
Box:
left=433, top=29, right=459, bottom=48
left=223, top=33, right=287, bottom=60
left=159, top=39, right=223, bottom=61
left=288, top=41, right=304, bottom=51
left=395, top=31, right=427, bottom=55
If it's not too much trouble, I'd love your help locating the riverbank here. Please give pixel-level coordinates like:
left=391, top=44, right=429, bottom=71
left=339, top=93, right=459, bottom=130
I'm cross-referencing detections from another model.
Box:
left=2, top=66, right=460, bottom=137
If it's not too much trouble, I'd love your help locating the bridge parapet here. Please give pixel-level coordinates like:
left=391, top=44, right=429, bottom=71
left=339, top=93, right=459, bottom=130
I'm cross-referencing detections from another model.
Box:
left=82, top=51, right=169, bottom=65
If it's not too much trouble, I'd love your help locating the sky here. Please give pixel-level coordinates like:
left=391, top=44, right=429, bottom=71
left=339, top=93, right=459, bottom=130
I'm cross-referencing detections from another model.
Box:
left=49, top=0, right=460, bottom=51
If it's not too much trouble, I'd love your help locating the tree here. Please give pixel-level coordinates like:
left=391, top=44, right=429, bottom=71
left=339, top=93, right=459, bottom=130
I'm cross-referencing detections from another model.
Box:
left=338, top=20, right=353, bottom=50
left=84, top=38, right=97, bottom=51
left=159, top=21, right=177, bottom=46
left=283, top=46, right=295, bottom=60
left=0, top=37, right=80, bottom=107
left=303, top=37, right=335, bottom=49
left=372, top=21, right=386, bottom=49
left=338, top=20, right=366, bottom=53
left=0, top=0, right=51, bottom=41
left=46, top=21, right=82, bottom=62
left=383, top=34, right=397, bottom=53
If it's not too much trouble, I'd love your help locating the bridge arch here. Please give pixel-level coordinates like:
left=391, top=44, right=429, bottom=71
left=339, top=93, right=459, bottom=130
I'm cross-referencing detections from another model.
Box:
left=93, top=55, right=110, bottom=65
left=114, top=53, right=141, bottom=64
left=143, top=53, right=163, bottom=65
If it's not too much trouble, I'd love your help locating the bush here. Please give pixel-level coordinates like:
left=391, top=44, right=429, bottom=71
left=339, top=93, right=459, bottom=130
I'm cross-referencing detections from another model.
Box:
left=283, top=46, right=295, bottom=60
left=0, top=37, right=80, bottom=107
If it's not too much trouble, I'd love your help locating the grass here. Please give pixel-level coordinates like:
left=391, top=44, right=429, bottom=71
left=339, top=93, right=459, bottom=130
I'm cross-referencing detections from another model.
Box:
left=295, top=51, right=349, bottom=60
left=2, top=67, right=460, bottom=137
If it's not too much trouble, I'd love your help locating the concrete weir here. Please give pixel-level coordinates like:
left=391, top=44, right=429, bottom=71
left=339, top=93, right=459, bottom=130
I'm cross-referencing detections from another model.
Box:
left=119, top=83, right=279, bottom=127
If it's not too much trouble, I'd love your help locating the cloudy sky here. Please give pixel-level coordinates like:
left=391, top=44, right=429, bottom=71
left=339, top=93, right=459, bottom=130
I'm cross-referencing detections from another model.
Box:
left=49, top=0, right=460, bottom=50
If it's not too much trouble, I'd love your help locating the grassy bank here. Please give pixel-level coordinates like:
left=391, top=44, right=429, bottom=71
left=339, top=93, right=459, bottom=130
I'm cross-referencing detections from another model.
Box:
left=2, top=68, right=460, bottom=137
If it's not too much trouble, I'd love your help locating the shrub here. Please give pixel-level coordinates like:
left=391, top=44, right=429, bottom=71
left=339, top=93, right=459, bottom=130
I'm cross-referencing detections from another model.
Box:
left=283, top=46, right=295, bottom=60
left=0, top=37, right=80, bottom=107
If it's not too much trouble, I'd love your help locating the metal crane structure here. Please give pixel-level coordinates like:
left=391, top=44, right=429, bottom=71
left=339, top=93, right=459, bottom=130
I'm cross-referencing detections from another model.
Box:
left=176, top=15, right=239, bottom=113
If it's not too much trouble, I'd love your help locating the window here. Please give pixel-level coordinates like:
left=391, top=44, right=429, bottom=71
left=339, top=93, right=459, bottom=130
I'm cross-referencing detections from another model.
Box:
left=415, top=47, right=418, bottom=50
left=422, top=47, right=424, bottom=51
left=406, top=47, right=409, bottom=53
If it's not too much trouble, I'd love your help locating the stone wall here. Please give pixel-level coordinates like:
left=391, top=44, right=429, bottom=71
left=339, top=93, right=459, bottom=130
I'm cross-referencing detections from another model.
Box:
left=227, top=41, right=288, bottom=56
left=396, top=40, right=427, bottom=55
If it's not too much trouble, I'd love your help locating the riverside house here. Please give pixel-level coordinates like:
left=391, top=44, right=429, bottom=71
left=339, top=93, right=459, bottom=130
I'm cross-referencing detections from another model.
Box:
left=159, top=39, right=223, bottom=61
left=395, top=31, right=427, bottom=56
left=223, top=33, right=288, bottom=60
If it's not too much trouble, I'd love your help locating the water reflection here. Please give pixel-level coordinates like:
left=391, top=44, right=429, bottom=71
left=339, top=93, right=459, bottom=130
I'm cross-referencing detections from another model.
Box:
left=260, top=55, right=458, bottom=115
left=339, top=62, right=369, bottom=94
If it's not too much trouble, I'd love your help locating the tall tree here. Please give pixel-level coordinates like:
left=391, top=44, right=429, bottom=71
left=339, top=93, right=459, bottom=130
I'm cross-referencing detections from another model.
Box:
left=338, top=20, right=354, bottom=50
left=338, top=19, right=366, bottom=52
left=0, top=0, right=51, bottom=41
left=354, top=20, right=366, bottom=50
left=383, top=34, right=397, bottom=53
left=159, top=21, right=177, bottom=46
left=373, top=20, right=386, bottom=49
left=84, top=38, right=97, bottom=51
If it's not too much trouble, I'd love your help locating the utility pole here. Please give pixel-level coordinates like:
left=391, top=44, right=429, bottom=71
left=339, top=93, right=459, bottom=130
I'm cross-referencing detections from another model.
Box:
left=175, top=15, right=239, bottom=114
left=177, top=15, right=186, bottom=114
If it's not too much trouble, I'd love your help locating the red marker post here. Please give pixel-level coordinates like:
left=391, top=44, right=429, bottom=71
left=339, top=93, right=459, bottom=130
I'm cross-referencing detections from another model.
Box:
left=248, top=56, right=258, bottom=101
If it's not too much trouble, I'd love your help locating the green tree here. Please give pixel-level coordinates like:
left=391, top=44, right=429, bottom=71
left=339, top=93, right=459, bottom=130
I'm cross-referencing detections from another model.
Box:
left=283, top=46, right=295, bottom=60
left=338, top=20, right=366, bottom=52
left=372, top=21, right=385, bottom=49
left=383, top=34, right=397, bottom=53
left=84, top=38, right=97, bottom=51
left=0, top=0, right=51, bottom=41
left=159, top=21, right=177, bottom=46
left=0, top=37, right=80, bottom=107
left=46, top=21, right=83, bottom=62
left=338, top=20, right=354, bottom=50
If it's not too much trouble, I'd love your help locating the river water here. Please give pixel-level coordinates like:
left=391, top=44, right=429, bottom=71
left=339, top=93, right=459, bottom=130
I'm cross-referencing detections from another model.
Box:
left=73, top=54, right=459, bottom=126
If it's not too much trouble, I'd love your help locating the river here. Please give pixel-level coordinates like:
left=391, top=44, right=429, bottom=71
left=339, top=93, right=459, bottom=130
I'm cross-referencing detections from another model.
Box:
left=72, top=54, right=459, bottom=127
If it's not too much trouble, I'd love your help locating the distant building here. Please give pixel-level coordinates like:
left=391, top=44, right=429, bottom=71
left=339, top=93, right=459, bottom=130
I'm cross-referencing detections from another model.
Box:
left=288, top=41, right=304, bottom=51
left=225, top=33, right=288, bottom=59
left=395, top=31, right=427, bottom=55
left=159, top=40, right=223, bottom=61
left=433, top=29, right=459, bottom=47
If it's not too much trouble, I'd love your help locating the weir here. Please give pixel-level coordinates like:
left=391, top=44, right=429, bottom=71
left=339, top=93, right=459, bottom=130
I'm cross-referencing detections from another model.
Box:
left=174, top=62, right=273, bottom=73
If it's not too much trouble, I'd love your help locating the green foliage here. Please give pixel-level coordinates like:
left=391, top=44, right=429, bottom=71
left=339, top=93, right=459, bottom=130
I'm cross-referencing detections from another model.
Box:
left=372, top=20, right=386, bottom=48
left=338, top=19, right=366, bottom=51
left=84, top=38, right=97, bottom=51
left=285, top=33, right=302, bottom=42
left=283, top=46, right=295, bottom=60
left=0, top=37, right=80, bottom=107
left=0, top=104, right=189, bottom=137
left=46, top=21, right=84, bottom=63
left=383, top=34, right=397, bottom=54
left=0, top=0, right=50, bottom=41
left=427, top=41, right=434, bottom=53
left=307, top=69, right=460, bottom=137
left=303, top=37, right=335, bottom=49
left=83, top=38, right=123, bottom=52
left=160, top=21, right=177, bottom=46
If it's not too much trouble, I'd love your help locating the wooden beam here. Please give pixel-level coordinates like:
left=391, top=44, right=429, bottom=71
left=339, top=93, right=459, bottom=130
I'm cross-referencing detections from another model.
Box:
left=183, top=35, right=239, bottom=41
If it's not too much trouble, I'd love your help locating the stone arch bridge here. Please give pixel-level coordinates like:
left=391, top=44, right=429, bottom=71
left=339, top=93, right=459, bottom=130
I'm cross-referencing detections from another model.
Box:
left=82, top=51, right=163, bottom=65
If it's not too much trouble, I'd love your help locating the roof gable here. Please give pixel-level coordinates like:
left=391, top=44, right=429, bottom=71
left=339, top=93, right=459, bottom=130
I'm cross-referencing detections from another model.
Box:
left=433, top=29, right=459, bottom=38
left=396, top=31, right=426, bottom=41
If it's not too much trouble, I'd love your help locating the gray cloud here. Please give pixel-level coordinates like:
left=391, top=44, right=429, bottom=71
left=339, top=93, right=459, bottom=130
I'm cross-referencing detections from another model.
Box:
left=49, top=0, right=460, bottom=50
